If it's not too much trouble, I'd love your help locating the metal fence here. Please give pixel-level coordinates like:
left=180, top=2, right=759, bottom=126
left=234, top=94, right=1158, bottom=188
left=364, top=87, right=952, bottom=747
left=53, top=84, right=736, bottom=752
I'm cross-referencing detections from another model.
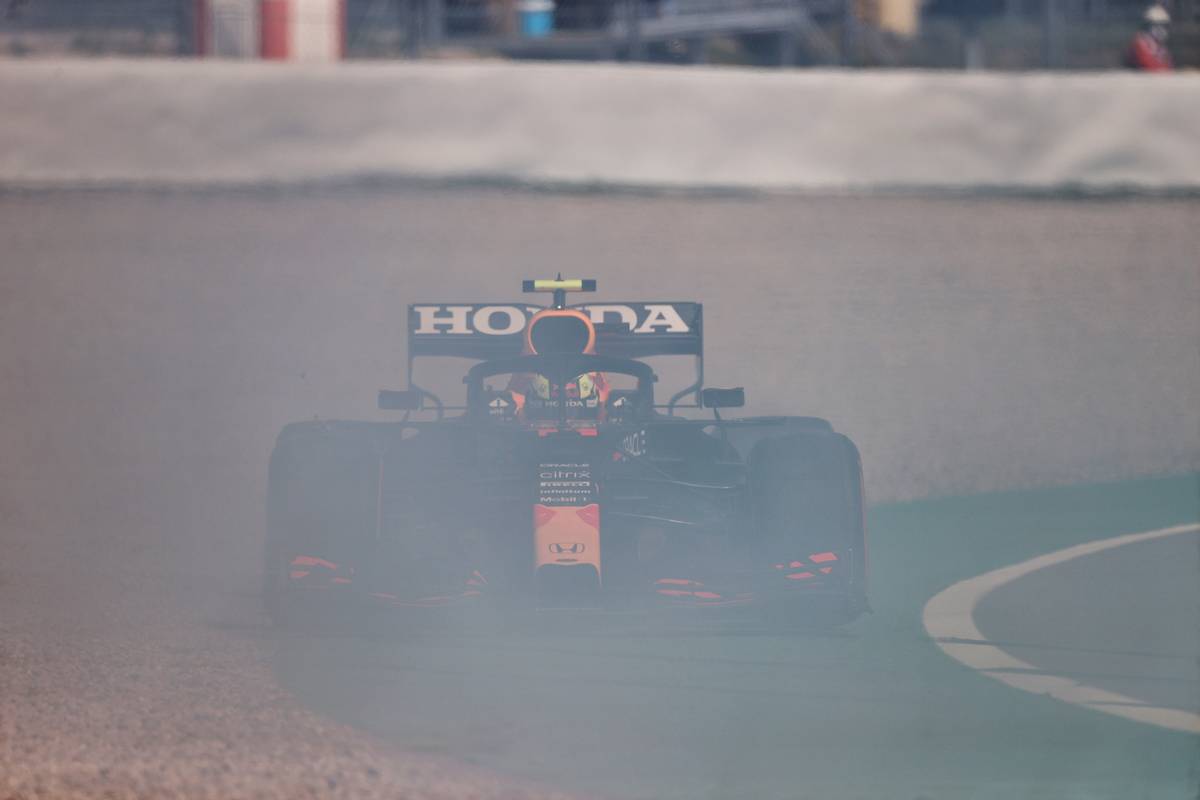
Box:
left=1, top=0, right=1195, bottom=66
left=914, top=0, right=1199, bottom=68
left=337, top=0, right=843, bottom=63
left=1, top=0, right=187, bottom=55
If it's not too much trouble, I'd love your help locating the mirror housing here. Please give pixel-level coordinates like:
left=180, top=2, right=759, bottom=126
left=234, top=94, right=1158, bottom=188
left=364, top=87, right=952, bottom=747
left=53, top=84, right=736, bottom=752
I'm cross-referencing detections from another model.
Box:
left=378, top=389, right=423, bottom=411
left=483, top=389, right=519, bottom=419
left=701, top=387, right=745, bottom=409
left=606, top=389, right=640, bottom=418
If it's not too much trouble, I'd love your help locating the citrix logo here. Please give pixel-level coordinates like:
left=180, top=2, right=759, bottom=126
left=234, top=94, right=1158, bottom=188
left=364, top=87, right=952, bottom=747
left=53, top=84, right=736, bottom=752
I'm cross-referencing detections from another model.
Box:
left=540, top=469, right=591, bottom=480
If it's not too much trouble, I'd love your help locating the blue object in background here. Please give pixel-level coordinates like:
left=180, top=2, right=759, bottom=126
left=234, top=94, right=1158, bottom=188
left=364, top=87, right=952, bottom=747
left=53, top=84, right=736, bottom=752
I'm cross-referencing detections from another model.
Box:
left=518, top=0, right=555, bottom=37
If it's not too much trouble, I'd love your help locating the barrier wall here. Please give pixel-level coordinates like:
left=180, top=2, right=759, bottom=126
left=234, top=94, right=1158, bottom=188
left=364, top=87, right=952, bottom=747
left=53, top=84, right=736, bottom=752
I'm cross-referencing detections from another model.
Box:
left=1, top=59, right=1198, bottom=191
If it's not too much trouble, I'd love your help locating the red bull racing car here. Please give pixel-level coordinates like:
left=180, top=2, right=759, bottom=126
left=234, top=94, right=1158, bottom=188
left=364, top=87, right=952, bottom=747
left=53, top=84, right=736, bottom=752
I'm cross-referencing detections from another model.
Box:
left=265, top=279, right=868, bottom=626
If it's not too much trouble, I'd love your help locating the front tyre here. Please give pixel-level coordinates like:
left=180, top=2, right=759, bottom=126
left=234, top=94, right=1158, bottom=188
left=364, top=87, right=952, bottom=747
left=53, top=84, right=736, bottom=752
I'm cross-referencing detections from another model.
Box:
left=264, top=422, right=380, bottom=626
left=748, top=432, right=868, bottom=628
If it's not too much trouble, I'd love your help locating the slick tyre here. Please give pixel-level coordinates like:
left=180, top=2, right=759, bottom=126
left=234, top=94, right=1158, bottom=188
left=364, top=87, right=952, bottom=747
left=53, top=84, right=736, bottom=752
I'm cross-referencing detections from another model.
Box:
left=749, top=432, right=867, bottom=628
left=264, top=422, right=380, bottom=626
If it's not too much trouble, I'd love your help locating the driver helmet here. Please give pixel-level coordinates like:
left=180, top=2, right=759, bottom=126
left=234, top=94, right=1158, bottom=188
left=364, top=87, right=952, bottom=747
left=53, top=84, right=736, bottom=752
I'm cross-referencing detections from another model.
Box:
left=529, top=371, right=608, bottom=420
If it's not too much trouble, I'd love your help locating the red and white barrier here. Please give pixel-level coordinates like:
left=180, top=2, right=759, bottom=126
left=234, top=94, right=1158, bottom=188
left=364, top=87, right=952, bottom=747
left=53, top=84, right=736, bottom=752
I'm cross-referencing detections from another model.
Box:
left=261, top=0, right=345, bottom=61
left=196, top=0, right=343, bottom=61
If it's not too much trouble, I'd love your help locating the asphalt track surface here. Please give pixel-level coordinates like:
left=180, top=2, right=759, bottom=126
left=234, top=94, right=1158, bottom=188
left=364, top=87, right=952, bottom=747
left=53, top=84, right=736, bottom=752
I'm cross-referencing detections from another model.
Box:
left=275, top=478, right=1200, bottom=800
left=974, top=529, right=1200, bottom=718
left=1, top=187, right=1198, bottom=799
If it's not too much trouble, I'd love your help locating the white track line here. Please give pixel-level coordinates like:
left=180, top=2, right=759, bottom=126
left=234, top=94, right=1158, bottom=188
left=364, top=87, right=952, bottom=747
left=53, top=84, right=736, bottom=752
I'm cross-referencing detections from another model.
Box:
left=922, top=523, right=1200, bottom=734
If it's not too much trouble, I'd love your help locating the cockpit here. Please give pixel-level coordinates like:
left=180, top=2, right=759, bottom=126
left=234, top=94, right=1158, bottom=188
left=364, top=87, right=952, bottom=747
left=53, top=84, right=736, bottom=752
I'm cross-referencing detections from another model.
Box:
left=467, top=355, right=653, bottom=426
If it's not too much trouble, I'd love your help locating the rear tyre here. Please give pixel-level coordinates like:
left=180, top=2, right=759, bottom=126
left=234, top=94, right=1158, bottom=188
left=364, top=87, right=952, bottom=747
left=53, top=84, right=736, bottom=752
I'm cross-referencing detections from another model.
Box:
left=748, top=432, right=867, bottom=629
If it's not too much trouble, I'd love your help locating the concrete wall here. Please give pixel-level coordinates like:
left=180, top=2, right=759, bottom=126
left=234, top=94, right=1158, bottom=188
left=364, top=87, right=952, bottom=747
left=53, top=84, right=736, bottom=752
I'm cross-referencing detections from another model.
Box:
left=2, top=59, right=1198, bottom=191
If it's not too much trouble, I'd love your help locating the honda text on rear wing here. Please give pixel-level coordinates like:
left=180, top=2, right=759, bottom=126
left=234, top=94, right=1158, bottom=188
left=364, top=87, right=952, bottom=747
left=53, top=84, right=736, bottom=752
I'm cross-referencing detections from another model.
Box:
left=404, top=280, right=705, bottom=415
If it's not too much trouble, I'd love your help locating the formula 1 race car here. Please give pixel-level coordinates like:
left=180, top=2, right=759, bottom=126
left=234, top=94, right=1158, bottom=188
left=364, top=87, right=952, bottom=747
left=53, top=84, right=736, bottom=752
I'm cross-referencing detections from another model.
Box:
left=265, top=279, right=867, bottom=627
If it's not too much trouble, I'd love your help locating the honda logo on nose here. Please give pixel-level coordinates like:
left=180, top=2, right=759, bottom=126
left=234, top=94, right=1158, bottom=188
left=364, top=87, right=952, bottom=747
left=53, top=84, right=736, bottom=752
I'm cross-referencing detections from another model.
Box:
left=549, top=542, right=585, bottom=554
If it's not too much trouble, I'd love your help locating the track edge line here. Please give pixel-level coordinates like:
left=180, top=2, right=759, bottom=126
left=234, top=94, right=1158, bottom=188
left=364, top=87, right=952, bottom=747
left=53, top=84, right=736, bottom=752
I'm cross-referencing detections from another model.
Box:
left=921, top=523, right=1200, bottom=734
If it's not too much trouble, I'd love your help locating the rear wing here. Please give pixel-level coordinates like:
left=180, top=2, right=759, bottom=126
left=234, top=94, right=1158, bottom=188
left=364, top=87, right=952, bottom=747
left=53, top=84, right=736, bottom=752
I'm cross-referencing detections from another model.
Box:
left=406, top=302, right=704, bottom=411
